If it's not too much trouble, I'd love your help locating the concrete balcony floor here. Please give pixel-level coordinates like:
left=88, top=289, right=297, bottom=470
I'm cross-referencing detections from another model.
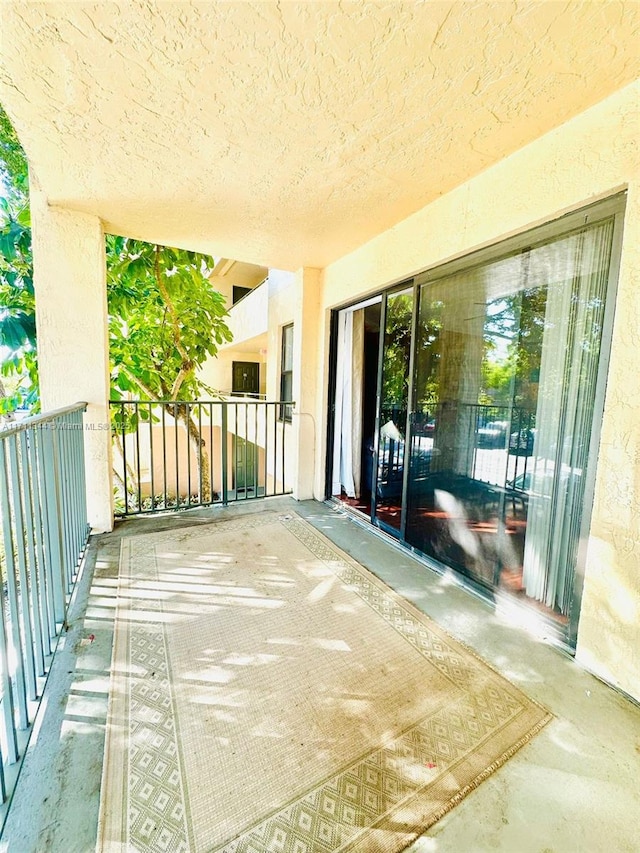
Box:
left=1, top=498, right=639, bottom=853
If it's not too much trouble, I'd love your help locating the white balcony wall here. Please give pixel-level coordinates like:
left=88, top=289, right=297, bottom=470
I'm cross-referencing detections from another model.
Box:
left=226, top=280, right=269, bottom=344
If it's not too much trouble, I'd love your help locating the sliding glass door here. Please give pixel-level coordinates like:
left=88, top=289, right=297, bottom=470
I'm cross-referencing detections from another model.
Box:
left=373, top=286, right=414, bottom=532
left=404, top=214, right=617, bottom=624
left=330, top=196, right=623, bottom=638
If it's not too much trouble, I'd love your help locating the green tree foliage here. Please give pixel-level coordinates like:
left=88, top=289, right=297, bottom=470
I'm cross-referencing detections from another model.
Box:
left=107, top=236, right=231, bottom=402
left=480, top=289, right=546, bottom=410
left=0, top=103, right=232, bottom=396
left=0, top=202, right=36, bottom=414
left=108, top=237, right=232, bottom=501
left=0, top=103, right=36, bottom=414
left=380, top=291, right=413, bottom=413
left=0, top=102, right=233, bottom=503
left=0, top=103, right=28, bottom=200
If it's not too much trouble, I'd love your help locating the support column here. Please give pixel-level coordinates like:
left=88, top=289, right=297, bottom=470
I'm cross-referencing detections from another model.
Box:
left=291, top=267, right=321, bottom=501
left=30, top=177, right=113, bottom=532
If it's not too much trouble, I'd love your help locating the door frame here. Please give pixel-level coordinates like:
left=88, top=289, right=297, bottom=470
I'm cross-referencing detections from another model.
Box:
left=371, top=280, right=414, bottom=538
left=324, top=192, right=626, bottom=650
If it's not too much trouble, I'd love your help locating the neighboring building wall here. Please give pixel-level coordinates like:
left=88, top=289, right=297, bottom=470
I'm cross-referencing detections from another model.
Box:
left=265, top=270, right=298, bottom=400
left=224, top=279, right=269, bottom=344
left=208, top=259, right=267, bottom=310
left=311, top=81, right=639, bottom=701
left=197, top=268, right=299, bottom=495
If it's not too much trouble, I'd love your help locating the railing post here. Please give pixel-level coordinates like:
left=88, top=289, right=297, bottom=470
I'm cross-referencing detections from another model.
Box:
left=221, top=403, right=228, bottom=506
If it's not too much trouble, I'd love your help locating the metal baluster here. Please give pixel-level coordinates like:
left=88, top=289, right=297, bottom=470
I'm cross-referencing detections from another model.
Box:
left=0, top=742, right=6, bottom=803
left=234, top=405, right=239, bottom=501
left=273, top=403, right=277, bottom=496
left=186, top=402, right=192, bottom=507
left=60, top=414, right=73, bottom=589
left=162, top=404, right=167, bottom=511
left=35, top=428, right=56, bottom=643
left=221, top=403, right=228, bottom=506
left=76, top=409, right=85, bottom=552
left=41, top=423, right=66, bottom=626
left=135, top=402, right=142, bottom=513
left=0, top=440, right=29, bottom=729
left=198, top=403, right=203, bottom=504
left=174, top=403, right=180, bottom=510
left=78, top=408, right=89, bottom=540
left=8, top=435, right=37, bottom=702
left=281, top=406, right=286, bottom=496
left=26, top=430, right=50, bottom=667
left=120, top=403, right=129, bottom=516
left=149, top=402, right=155, bottom=511
left=254, top=402, right=258, bottom=497
left=69, top=411, right=80, bottom=559
left=0, top=475, right=18, bottom=761
left=210, top=402, right=215, bottom=503
left=263, top=403, right=268, bottom=497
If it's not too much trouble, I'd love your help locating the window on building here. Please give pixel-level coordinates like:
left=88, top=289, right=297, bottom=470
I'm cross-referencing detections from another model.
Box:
left=280, top=324, right=294, bottom=421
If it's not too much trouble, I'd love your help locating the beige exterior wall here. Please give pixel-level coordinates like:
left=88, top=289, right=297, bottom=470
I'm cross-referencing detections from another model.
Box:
left=292, top=267, right=322, bottom=500
left=311, top=81, right=639, bottom=700
left=200, top=271, right=294, bottom=397
left=30, top=177, right=113, bottom=533
left=265, top=271, right=298, bottom=400
left=224, top=283, right=268, bottom=348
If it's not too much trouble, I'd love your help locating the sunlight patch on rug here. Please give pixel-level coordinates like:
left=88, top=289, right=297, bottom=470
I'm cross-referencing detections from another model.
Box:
left=97, top=512, right=551, bottom=853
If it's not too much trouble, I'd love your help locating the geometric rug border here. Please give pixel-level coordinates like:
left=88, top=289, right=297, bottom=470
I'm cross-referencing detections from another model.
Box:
left=96, top=509, right=552, bottom=853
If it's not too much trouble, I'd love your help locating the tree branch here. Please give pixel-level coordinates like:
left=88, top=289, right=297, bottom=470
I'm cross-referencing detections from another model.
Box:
left=119, top=364, right=158, bottom=400
left=154, top=244, right=192, bottom=369
left=170, top=366, right=191, bottom=400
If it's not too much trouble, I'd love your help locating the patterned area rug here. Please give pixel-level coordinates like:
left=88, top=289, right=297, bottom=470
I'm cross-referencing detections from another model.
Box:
left=97, top=511, right=551, bottom=853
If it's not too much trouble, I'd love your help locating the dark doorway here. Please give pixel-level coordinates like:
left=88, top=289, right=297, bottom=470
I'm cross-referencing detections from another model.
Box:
left=232, top=361, right=260, bottom=397
left=233, top=436, right=257, bottom=493
left=232, top=285, right=253, bottom=305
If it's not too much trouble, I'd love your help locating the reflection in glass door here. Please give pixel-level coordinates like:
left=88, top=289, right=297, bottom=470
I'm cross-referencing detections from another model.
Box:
left=329, top=197, right=622, bottom=637
left=404, top=217, right=616, bottom=624
left=373, top=286, right=414, bottom=533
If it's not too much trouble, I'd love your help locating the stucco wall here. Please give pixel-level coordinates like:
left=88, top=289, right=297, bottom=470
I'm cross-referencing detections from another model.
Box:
left=265, top=271, right=297, bottom=400
left=30, top=178, right=114, bottom=532
left=224, top=282, right=268, bottom=345
left=209, top=261, right=267, bottom=310
left=315, top=81, right=639, bottom=701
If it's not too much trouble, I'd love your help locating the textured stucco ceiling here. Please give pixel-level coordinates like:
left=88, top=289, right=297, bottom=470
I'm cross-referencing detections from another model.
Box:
left=0, top=1, right=638, bottom=270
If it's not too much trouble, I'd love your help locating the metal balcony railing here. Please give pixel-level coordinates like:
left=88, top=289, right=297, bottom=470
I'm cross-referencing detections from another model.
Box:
left=110, top=399, right=295, bottom=516
left=0, top=402, right=89, bottom=811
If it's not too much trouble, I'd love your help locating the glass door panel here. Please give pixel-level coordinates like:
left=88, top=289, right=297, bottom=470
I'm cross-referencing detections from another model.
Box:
left=405, top=217, right=616, bottom=625
left=405, top=267, right=507, bottom=583
left=373, top=287, right=414, bottom=532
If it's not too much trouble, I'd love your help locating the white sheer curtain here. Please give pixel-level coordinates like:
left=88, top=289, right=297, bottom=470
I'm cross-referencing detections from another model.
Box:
left=331, top=310, right=364, bottom=498
left=523, top=219, right=614, bottom=612
left=351, top=312, right=364, bottom=496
